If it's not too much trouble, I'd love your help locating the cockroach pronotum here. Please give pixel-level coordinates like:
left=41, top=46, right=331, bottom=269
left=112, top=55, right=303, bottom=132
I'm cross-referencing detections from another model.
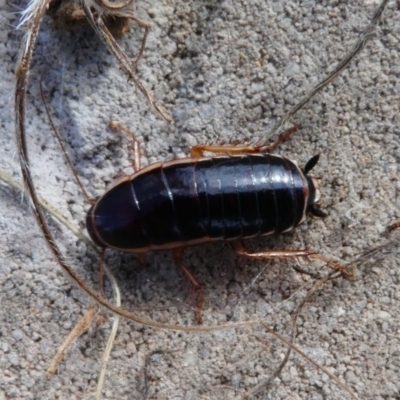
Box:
left=85, top=123, right=350, bottom=322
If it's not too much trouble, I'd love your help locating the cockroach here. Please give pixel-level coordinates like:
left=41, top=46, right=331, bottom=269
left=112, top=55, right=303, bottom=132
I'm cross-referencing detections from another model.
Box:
left=85, top=123, right=350, bottom=322
left=86, top=152, right=325, bottom=252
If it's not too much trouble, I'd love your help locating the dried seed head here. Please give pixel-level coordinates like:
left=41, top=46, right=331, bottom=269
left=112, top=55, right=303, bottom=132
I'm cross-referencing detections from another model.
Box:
left=47, top=0, right=133, bottom=38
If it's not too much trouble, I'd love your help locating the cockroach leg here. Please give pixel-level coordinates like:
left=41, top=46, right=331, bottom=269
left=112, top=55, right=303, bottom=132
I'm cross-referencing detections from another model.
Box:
left=387, top=221, right=400, bottom=233
left=258, top=126, right=299, bottom=152
left=190, top=143, right=261, bottom=158
left=108, top=121, right=142, bottom=172
left=190, top=126, right=298, bottom=158
left=231, top=241, right=352, bottom=278
left=125, top=15, right=150, bottom=70
left=173, top=248, right=205, bottom=324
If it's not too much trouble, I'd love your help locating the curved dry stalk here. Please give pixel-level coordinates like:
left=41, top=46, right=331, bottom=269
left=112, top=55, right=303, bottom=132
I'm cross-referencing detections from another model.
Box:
left=264, top=0, right=389, bottom=143
left=96, top=311, right=121, bottom=400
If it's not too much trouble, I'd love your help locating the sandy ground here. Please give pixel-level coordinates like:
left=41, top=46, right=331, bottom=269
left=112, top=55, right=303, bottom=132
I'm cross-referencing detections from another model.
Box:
left=1, top=0, right=400, bottom=399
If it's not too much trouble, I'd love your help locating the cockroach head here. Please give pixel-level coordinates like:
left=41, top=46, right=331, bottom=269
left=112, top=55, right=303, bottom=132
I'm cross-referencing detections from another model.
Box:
left=304, top=154, right=328, bottom=218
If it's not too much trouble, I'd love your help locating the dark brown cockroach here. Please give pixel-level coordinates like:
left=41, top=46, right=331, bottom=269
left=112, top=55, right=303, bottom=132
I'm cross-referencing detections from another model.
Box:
left=85, top=125, right=349, bottom=322
left=87, top=151, right=325, bottom=252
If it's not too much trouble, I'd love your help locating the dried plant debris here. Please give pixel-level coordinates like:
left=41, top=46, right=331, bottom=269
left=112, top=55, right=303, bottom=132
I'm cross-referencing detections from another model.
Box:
left=16, top=0, right=172, bottom=130
left=47, top=0, right=132, bottom=38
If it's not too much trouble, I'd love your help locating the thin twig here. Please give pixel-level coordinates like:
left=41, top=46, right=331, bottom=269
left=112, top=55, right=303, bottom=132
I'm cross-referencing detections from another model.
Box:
left=96, top=312, right=121, bottom=400
left=46, top=305, right=97, bottom=376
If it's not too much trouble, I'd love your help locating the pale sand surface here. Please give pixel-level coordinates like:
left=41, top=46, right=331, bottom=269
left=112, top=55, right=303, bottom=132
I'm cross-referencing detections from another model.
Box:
left=1, top=1, right=399, bottom=399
